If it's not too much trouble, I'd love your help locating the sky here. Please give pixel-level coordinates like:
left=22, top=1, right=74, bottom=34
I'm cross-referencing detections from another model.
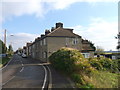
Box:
left=0, top=0, right=119, bottom=51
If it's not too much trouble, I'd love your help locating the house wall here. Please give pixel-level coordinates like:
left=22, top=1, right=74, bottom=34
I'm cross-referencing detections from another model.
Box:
left=28, top=37, right=94, bottom=62
left=47, top=36, right=82, bottom=62
left=33, top=39, right=47, bottom=62
left=82, top=42, right=95, bottom=58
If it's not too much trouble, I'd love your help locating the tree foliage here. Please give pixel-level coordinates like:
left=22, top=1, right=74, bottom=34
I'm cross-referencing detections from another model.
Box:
left=0, top=40, right=7, bottom=54
left=8, top=44, right=13, bottom=55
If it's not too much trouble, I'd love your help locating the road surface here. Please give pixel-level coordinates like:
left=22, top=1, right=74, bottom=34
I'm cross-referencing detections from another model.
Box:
left=1, top=54, right=75, bottom=89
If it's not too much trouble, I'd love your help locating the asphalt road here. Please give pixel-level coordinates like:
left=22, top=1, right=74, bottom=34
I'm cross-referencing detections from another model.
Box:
left=1, top=54, right=75, bottom=89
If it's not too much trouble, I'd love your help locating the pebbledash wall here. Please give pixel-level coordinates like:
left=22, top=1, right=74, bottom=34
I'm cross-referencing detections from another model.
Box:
left=26, top=22, right=96, bottom=62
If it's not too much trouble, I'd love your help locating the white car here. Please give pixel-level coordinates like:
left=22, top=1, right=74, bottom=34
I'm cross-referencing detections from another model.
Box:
left=22, top=53, right=27, bottom=58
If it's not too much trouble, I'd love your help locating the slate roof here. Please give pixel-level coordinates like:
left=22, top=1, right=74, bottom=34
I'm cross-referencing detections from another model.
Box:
left=82, top=39, right=96, bottom=51
left=46, top=27, right=81, bottom=38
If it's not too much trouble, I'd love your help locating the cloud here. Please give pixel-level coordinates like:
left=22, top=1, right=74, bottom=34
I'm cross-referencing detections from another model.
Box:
left=72, top=17, right=118, bottom=51
left=6, top=33, right=39, bottom=51
left=1, top=0, right=118, bottom=23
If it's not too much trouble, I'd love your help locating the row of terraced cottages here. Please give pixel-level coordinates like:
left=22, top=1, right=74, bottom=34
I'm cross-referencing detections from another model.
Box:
left=25, top=22, right=96, bottom=62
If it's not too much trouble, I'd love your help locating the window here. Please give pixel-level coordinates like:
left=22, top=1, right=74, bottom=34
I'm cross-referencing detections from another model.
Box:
left=43, top=51, right=47, bottom=58
left=82, top=53, right=90, bottom=58
left=65, top=38, right=69, bottom=46
left=43, top=39, right=46, bottom=45
left=40, top=40, right=42, bottom=46
left=72, top=38, right=78, bottom=45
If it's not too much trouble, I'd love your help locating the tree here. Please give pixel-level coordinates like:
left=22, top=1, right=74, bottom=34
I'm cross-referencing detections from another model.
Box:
left=8, top=44, right=13, bottom=55
left=115, top=32, right=120, bottom=50
left=0, top=40, right=7, bottom=54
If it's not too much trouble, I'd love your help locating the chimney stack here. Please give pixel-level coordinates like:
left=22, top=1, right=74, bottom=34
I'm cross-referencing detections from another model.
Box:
left=45, top=29, right=50, bottom=35
left=56, top=22, right=63, bottom=28
left=51, top=27, right=55, bottom=32
left=41, top=34, right=45, bottom=38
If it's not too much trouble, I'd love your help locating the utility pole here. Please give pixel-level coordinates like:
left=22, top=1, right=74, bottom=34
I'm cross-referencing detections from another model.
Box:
left=4, top=29, right=6, bottom=46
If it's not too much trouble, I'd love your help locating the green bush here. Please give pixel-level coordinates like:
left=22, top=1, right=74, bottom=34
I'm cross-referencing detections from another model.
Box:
left=49, top=47, right=95, bottom=74
left=49, top=48, right=75, bottom=73
left=88, top=57, right=119, bottom=72
left=111, top=59, right=119, bottom=73
left=88, top=58, right=103, bottom=70
left=98, top=57, right=112, bottom=70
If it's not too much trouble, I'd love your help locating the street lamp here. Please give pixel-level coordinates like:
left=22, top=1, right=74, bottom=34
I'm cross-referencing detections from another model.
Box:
left=10, top=35, right=14, bottom=45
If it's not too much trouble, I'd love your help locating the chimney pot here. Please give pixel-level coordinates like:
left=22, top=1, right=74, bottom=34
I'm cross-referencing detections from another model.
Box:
left=56, top=22, right=63, bottom=28
left=45, top=30, right=50, bottom=35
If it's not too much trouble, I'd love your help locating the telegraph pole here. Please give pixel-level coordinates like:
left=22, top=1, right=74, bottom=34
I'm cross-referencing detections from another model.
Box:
left=4, top=29, right=6, bottom=46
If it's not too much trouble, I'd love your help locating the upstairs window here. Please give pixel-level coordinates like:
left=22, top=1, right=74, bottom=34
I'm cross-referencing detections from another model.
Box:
left=72, top=38, right=78, bottom=45
left=43, top=39, right=46, bottom=45
left=65, top=38, right=69, bottom=46
left=40, top=40, right=42, bottom=46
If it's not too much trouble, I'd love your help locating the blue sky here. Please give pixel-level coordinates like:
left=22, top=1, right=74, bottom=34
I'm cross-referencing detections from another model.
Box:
left=0, top=0, right=118, bottom=51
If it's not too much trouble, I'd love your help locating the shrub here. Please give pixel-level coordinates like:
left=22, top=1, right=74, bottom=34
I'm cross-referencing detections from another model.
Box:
left=49, top=48, right=84, bottom=73
left=88, top=57, right=119, bottom=72
left=98, top=57, right=112, bottom=70
left=111, top=59, right=119, bottom=73
left=49, top=47, right=96, bottom=74
left=88, top=58, right=103, bottom=70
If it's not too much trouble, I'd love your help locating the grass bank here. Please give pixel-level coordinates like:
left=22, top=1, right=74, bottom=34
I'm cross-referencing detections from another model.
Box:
left=0, top=54, right=12, bottom=68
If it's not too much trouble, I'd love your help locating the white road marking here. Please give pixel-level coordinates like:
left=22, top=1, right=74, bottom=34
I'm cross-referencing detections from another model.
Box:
left=2, top=76, right=15, bottom=86
left=46, top=66, right=52, bottom=89
left=20, top=59, right=24, bottom=67
left=20, top=67, right=24, bottom=72
left=22, top=64, right=24, bottom=66
left=42, top=65, right=47, bottom=90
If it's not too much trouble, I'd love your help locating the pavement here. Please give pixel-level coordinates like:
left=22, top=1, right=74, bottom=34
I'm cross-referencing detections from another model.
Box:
left=1, top=54, right=75, bottom=89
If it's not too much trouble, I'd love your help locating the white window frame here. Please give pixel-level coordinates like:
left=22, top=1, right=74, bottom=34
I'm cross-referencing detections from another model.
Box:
left=43, top=39, right=46, bottom=45
left=43, top=51, right=47, bottom=58
left=72, top=38, right=78, bottom=45
left=66, top=38, right=69, bottom=46
left=40, top=40, right=42, bottom=46
left=82, top=53, right=90, bottom=58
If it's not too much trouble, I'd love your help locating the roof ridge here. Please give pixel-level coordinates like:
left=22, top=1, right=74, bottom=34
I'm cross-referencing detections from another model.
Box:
left=47, top=27, right=61, bottom=36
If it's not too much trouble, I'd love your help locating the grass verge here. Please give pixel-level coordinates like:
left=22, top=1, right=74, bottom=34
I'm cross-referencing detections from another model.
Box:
left=0, top=55, right=12, bottom=68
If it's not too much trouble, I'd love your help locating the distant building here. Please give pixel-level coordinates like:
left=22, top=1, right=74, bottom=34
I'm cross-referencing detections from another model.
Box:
left=26, top=43, right=32, bottom=56
left=27, top=22, right=96, bottom=62
left=100, top=51, right=120, bottom=59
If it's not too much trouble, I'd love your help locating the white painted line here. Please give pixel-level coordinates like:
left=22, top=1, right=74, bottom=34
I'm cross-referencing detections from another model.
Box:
left=22, top=64, right=24, bottom=66
left=1, top=58, right=13, bottom=70
left=2, top=76, right=15, bottom=86
left=46, top=66, right=52, bottom=89
left=20, top=60, right=24, bottom=66
left=42, top=65, right=47, bottom=90
left=20, top=67, right=24, bottom=72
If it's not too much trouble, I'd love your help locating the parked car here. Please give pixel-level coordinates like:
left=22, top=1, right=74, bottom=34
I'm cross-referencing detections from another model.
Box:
left=0, top=54, right=7, bottom=58
left=22, top=53, right=27, bottom=58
